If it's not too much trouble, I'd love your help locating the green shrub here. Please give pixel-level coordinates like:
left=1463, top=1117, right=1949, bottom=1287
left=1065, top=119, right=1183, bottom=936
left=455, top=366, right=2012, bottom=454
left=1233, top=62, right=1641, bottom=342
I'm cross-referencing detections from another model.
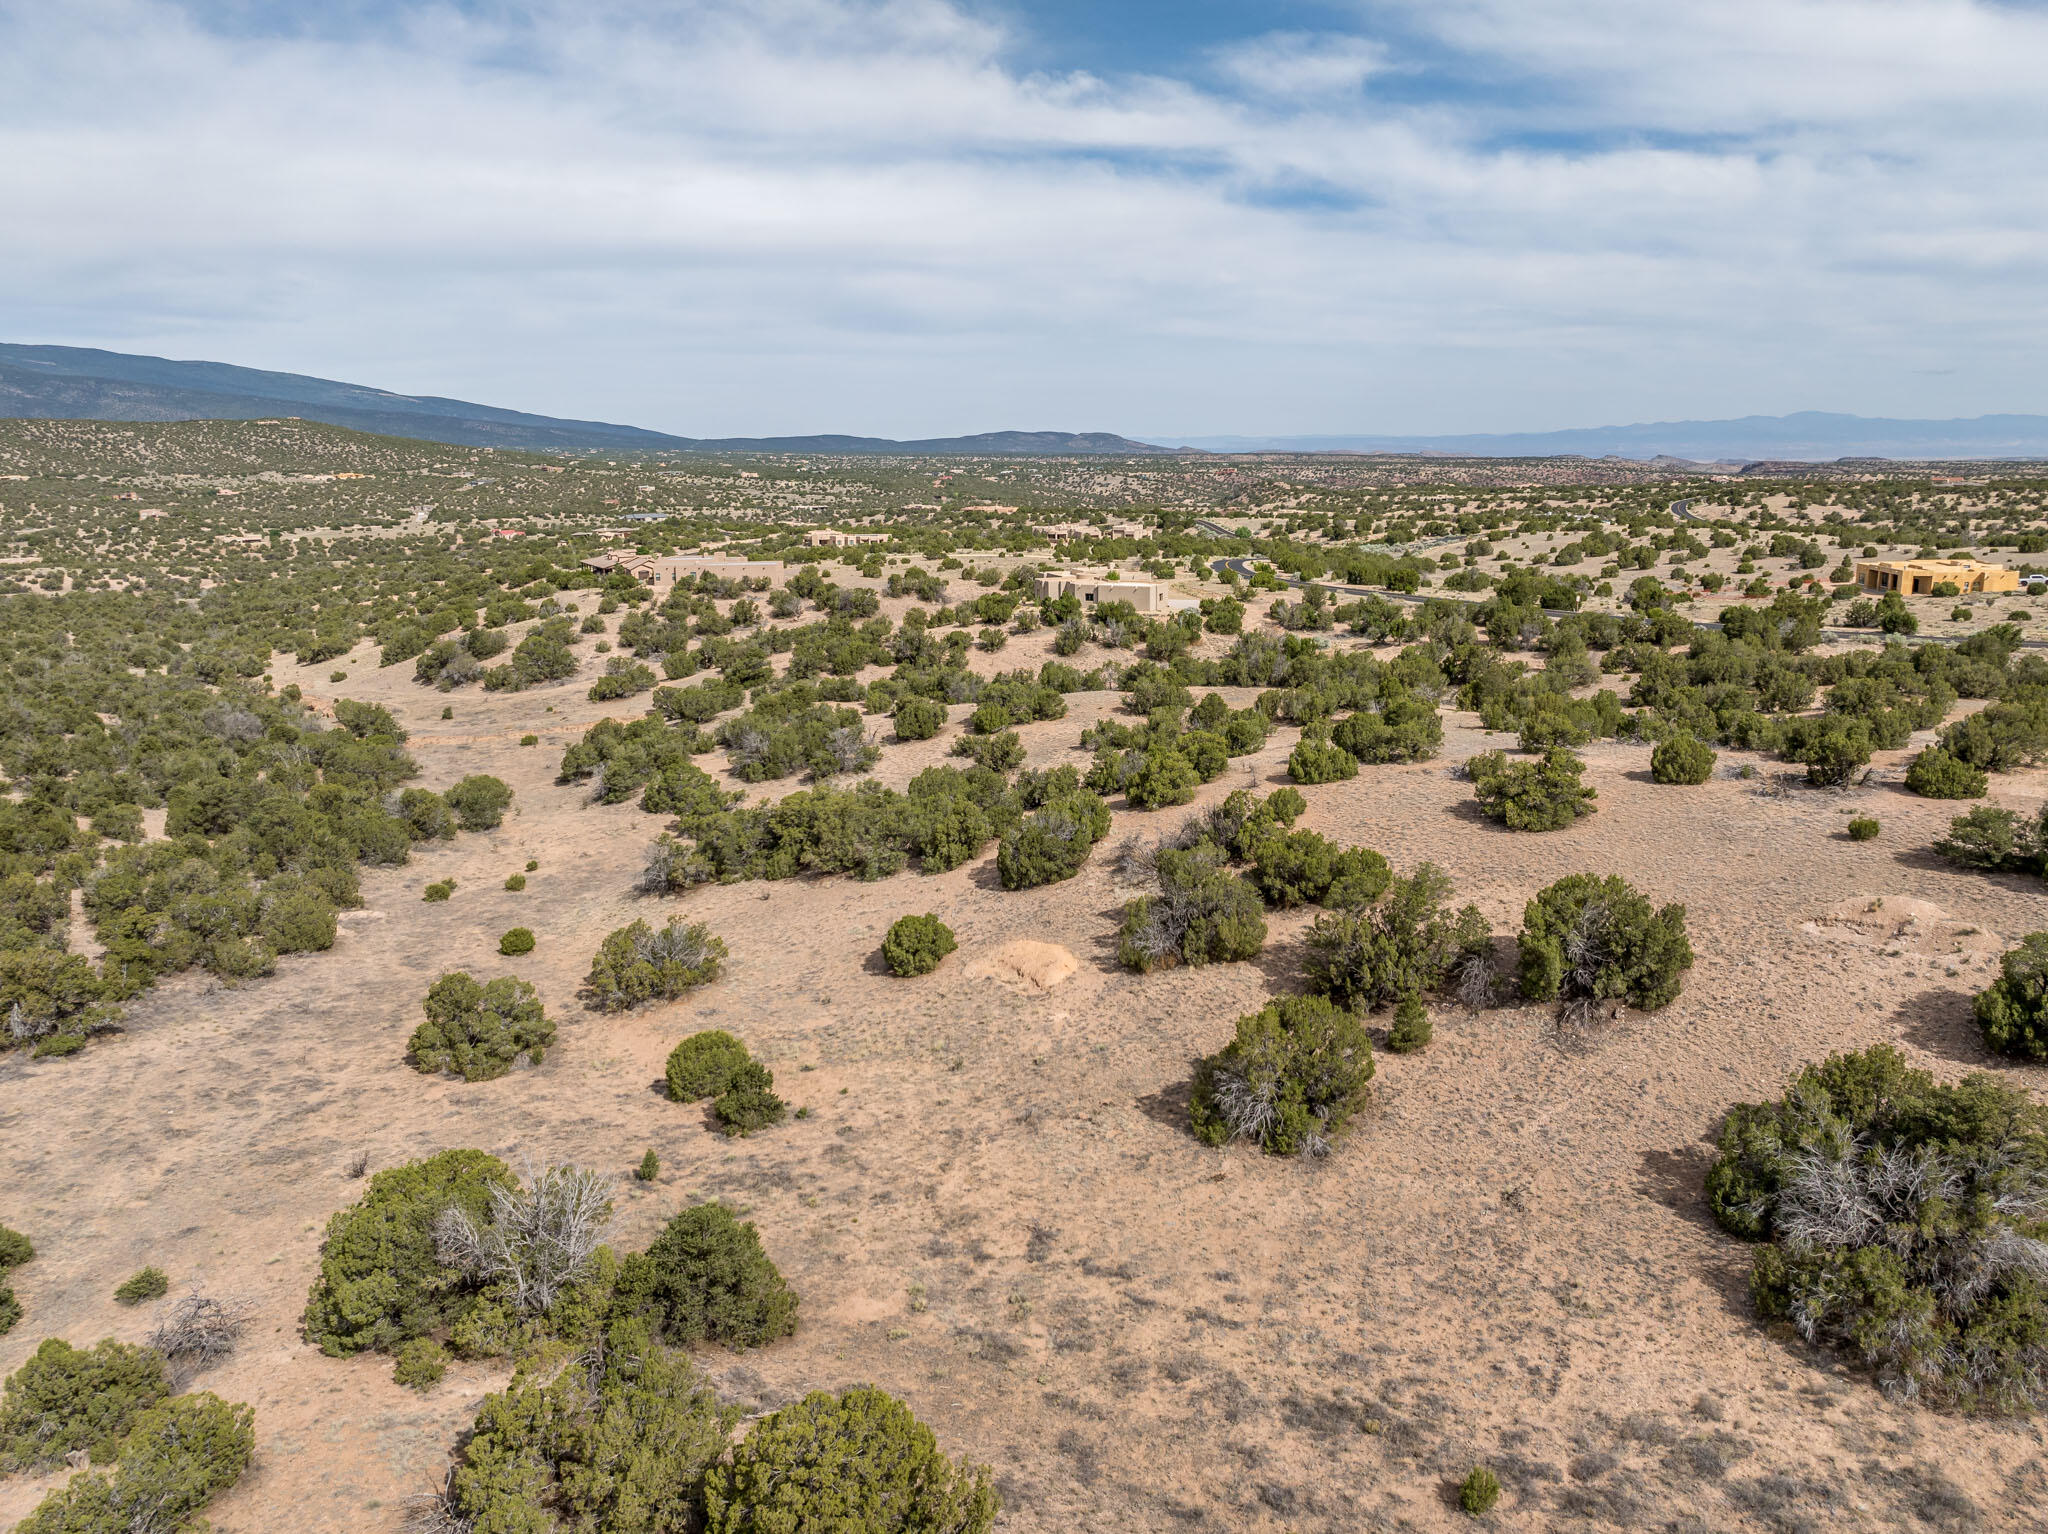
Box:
left=1184, top=786, right=1306, bottom=860
left=397, top=787, right=456, bottom=841
left=1123, top=745, right=1201, bottom=809
left=714, top=1061, right=787, bottom=1137
left=444, top=773, right=514, bottom=831
left=636, top=1148, right=660, bottom=1182
left=704, top=1385, right=996, bottom=1534
left=15, top=1392, right=254, bottom=1534
left=1934, top=803, right=2045, bottom=873
left=1189, top=995, right=1374, bottom=1157
left=666, top=1030, right=755, bottom=1102
left=422, top=879, right=455, bottom=902
left=409, top=972, right=553, bottom=1080
left=0, top=1224, right=32, bottom=1271
left=996, top=792, right=1110, bottom=889
left=113, top=1267, right=168, bottom=1306
left=1469, top=748, right=1596, bottom=830
left=893, top=695, right=945, bottom=741
left=883, top=914, right=957, bottom=977
left=1387, top=995, right=1432, bottom=1053
left=258, top=881, right=339, bottom=953
left=616, top=1203, right=799, bottom=1349
left=1974, top=932, right=2048, bottom=1060
left=1117, top=846, right=1267, bottom=972
left=1517, top=874, right=1692, bottom=1013
left=1904, top=747, right=1988, bottom=799
left=1459, top=1466, right=1502, bottom=1515
left=1650, top=731, right=1716, bottom=785
left=1704, top=1045, right=2048, bottom=1410
left=0, top=1289, right=18, bottom=1337
left=1784, top=716, right=1873, bottom=786
left=1331, top=687, right=1442, bottom=763
left=301, top=1148, right=514, bottom=1355
left=445, top=1317, right=736, bottom=1533
left=503, top=872, right=526, bottom=890
left=1287, top=724, right=1358, bottom=784
left=0, top=1338, right=170, bottom=1468
left=520, top=733, right=539, bottom=746
left=1304, top=864, right=1490, bottom=1012
left=1246, top=830, right=1390, bottom=909
left=584, top=918, right=728, bottom=1010
left=1847, top=816, right=1880, bottom=841
left=498, top=926, right=538, bottom=957
left=393, top=1337, right=448, bottom=1390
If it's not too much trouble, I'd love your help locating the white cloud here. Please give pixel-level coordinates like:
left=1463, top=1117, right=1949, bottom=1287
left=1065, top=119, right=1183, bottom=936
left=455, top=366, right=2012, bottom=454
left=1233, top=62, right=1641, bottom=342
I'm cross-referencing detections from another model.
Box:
left=1216, top=32, right=1392, bottom=98
left=0, top=0, right=2043, bottom=435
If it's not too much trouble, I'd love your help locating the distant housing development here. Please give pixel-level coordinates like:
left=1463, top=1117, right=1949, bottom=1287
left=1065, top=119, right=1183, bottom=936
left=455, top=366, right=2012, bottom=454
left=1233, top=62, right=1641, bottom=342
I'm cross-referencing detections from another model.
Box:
left=1854, top=558, right=2019, bottom=596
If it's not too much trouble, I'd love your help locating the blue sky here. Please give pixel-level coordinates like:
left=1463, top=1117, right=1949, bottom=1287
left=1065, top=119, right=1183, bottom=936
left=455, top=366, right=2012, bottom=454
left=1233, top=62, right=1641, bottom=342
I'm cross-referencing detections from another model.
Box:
left=3, top=0, right=2046, bottom=438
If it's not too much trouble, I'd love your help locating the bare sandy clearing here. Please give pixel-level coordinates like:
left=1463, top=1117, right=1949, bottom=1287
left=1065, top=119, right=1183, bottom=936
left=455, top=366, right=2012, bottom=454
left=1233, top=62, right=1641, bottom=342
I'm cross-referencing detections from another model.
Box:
left=969, top=941, right=1079, bottom=994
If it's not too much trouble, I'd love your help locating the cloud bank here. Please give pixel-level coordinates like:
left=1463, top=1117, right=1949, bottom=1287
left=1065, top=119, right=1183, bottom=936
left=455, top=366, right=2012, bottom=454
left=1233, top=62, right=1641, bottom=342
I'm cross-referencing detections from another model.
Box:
left=1, top=0, right=2043, bottom=436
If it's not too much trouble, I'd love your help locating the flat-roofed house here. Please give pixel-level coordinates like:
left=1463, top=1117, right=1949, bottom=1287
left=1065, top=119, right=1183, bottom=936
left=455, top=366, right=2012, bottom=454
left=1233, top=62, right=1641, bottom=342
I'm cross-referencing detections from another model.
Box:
left=1030, top=522, right=1096, bottom=543
left=1854, top=558, right=2020, bottom=596
left=579, top=553, right=780, bottom=587
left=1032, top=571, right=1172, bottom=614
left=803, top=529, right=890, bottom=547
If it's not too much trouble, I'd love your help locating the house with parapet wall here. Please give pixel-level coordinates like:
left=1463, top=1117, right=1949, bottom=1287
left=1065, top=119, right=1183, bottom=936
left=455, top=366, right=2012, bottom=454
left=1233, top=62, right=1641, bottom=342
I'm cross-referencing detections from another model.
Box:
left=802, top=529, right=891, bottom=547
left=1032, top=570, right=1189, bottom=614
left=1854, top=558, right=2020, bottom=596
left=580, top=552, right=782, bottom=587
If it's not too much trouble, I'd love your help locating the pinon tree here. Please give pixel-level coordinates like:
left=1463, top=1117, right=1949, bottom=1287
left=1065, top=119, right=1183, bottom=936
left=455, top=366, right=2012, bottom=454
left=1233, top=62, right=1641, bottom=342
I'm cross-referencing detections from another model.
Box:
left=1516, top=874, right=1692, bottom=1021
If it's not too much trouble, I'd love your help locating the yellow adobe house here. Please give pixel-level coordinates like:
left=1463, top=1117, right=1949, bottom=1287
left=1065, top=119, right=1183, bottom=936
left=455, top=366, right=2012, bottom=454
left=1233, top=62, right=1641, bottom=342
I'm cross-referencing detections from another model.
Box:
left=1854, top=558, right=2019, bottom=596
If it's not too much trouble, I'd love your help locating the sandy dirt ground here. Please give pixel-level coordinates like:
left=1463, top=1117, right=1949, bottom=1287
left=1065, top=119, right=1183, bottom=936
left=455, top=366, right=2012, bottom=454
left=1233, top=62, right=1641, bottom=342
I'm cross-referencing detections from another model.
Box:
left=5, top=603, right=2048, bottom=1532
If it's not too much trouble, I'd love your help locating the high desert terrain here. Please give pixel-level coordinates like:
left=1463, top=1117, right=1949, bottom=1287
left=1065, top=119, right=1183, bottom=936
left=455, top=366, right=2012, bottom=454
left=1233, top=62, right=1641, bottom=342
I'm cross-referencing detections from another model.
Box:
left=3, top=422, right=2048, bottom=1532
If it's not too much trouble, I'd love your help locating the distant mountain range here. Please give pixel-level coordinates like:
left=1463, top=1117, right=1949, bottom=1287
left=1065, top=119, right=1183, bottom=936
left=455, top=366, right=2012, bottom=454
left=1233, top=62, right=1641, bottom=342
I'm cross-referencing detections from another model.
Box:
left=0, top=344, right=1159, bottom=456
left=1169, top=412, right=2048, bottom=462
left=8, top=345, right=2045, bottom=463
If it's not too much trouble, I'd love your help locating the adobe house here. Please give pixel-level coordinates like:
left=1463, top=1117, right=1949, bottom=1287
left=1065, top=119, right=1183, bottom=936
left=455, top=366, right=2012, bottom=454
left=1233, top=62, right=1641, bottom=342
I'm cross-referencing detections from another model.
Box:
left=579, top=553, right=780, bottom=587
left=1032, top=570, right=1173, bottom=614
left=802, top=529, right=890, bottom=547
left=1853, top=558, right=2019, bottom=596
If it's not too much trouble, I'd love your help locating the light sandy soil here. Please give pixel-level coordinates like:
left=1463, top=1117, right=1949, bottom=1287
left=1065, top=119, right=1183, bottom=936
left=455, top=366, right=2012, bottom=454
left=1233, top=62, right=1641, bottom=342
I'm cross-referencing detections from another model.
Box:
left=5, top=605, right=2048, bottom=1532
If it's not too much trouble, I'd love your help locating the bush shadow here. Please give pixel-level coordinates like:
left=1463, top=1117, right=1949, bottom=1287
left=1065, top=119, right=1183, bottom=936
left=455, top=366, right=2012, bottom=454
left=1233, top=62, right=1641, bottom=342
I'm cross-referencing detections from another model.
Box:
left=1889, top=844, right=1965, bottom=874
left=1893, top=986, right=1989, bottom=1068
left=1635, top=1144, right=1722, bottom=1236
left=1083, top=912, right=1129, bottom=975
left=1134, top=1073, right=1196, bottom=1136
left=1441, top=797, right=1495, bottom=827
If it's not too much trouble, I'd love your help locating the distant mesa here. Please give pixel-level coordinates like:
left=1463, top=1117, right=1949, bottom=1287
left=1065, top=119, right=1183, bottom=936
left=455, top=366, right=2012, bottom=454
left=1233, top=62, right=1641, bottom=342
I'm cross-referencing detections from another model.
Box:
left=0, top=343, right=1164, bottom=457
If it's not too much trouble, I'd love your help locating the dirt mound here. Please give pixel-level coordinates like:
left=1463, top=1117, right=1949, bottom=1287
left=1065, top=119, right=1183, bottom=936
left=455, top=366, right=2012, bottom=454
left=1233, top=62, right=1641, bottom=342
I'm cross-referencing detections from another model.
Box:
left=969, top=939, right=1078, bottom=992
left=1802, top=895, right=2004, bottom=957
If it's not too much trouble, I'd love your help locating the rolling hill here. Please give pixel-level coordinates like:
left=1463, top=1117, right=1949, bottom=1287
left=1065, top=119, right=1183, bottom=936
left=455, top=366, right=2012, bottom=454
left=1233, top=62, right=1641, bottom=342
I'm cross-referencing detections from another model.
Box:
left=0, top=344, right=1164, bottom=456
